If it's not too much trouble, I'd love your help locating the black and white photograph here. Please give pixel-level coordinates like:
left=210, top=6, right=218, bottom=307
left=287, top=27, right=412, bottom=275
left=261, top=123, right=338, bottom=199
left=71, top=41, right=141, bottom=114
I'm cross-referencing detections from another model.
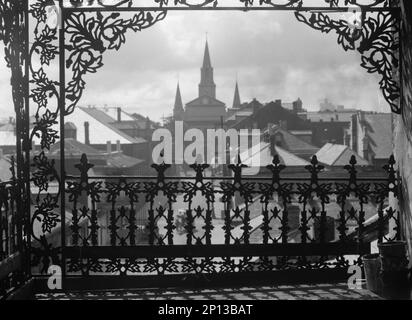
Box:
left=0, top=0, right=412, bottom=308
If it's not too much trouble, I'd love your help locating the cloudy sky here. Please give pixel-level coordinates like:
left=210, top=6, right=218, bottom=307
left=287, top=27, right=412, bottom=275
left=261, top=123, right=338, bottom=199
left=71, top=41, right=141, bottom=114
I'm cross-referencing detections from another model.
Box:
left=0, top=8, right=389, bottom=123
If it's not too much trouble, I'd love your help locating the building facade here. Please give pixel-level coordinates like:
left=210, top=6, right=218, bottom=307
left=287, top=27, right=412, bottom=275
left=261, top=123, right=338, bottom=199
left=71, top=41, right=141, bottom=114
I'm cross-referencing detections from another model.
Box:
left=173, top=41, right=227, bottom=131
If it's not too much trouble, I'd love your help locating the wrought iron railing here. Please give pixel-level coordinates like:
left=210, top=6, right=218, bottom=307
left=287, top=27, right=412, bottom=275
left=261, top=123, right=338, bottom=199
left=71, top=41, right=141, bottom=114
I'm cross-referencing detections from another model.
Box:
left=49, top=153, right=401, bottom=289
left=0, top=159, right=28, bottom=298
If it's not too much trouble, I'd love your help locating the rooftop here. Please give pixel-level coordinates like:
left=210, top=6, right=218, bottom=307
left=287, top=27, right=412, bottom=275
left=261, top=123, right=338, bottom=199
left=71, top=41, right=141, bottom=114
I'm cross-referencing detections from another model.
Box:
left=266, top=125, right=319, bottom=154
left=79, top=106, right=147, bottom=144
left=316, top=143, right=370, bottom=166
left=47, top=138, right=144, bottom=168
left=240, top=141, right=310, bottom=172
left=362, top=113, right=393, bottom=160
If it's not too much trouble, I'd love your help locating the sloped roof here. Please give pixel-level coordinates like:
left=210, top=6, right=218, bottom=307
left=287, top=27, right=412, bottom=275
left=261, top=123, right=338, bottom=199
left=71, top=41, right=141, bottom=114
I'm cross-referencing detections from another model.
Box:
left=48, top=138, right=102, bottom=157
left=130, top=113, right=159, bottom=129
left=103, top=107, right=136, bottom=122
left=225, top=110, right=254, bottom=122
left=266, top=126, right=319, bottom=154
left=363, top=113, right=393, bottom=160
left=316, top=143, right=369, bottom=166
left=47, top=139, right=144, bottom=168
left=111, top=121, right=141, bottom=130
left=79, top=107, right=146, bottom=144
left=232, top=100, right=311, bottom=131
left=106, top=153, right=144, bottom=168
left=239, top=141, right=310, bottom=170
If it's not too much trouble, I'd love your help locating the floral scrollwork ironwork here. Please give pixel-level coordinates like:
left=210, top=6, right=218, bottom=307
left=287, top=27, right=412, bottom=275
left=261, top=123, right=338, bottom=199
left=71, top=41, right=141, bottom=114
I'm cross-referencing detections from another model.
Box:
left=295, top=8, right=400, bottom=114
left=64, top=9, right=167, bottom=115
left=62, top=0, right=391, bottom=9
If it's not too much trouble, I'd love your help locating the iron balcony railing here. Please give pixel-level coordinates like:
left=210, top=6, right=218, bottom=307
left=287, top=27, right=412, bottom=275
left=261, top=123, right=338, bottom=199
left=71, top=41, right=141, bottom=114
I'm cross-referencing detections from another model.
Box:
left=0, top=170, right=28, bottom=297
left=41, top=153, right=403, bottom=290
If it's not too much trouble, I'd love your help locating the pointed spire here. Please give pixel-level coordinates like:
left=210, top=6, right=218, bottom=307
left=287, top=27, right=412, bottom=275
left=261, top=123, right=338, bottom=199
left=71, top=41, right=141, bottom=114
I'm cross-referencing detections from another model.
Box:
left=174, top=82, right=183, bottom=110
left=232, top=81, right=241, bottom=109
left=202, top=40, right=212, bottom=69
left=199, top=40, right=216, bottom=98
left=173, top=82, right=184, bottom=121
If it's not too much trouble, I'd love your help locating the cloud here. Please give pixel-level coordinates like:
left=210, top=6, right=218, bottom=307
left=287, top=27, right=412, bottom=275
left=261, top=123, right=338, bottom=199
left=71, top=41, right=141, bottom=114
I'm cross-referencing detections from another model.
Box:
left=0, top=9, right=390, bottom=123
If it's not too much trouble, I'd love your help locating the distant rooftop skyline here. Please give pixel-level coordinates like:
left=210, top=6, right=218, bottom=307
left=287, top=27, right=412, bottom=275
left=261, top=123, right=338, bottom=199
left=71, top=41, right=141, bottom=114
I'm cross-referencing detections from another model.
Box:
left=0, top=10, right=389, bottom=123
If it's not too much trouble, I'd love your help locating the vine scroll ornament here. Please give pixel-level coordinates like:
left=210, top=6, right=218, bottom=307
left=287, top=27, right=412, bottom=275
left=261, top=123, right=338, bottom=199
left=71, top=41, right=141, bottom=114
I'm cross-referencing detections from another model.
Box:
left=29, top=0, right=166, bottom=272
left=0, top=0, right=402, bottom=273
left=0, top=0, right=31, bottom=277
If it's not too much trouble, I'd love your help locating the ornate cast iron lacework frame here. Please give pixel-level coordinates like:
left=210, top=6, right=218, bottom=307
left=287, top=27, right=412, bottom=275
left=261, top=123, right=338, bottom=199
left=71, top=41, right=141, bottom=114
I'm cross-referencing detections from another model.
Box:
left=0, top=0, right=404, bottom=286
left=0, top=0, right=31, bottom=285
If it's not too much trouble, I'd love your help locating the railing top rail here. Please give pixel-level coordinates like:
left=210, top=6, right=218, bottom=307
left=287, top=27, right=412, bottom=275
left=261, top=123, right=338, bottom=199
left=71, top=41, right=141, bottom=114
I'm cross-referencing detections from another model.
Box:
left=64, top=6, right=399, bottom=12
left=65, top=175, right=392, bottom=182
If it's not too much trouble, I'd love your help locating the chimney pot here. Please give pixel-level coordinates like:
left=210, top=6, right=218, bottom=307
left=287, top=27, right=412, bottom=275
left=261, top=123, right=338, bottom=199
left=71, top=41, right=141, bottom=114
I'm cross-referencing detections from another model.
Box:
left=279, top=120, right=287, bottom=130
left=107, top=141, right=112, bottom=154
left=117, top=107, right=121, bottom=122
left=116, top=140, right=121, bottom=152
left=84, top=122, right=90, bottom=145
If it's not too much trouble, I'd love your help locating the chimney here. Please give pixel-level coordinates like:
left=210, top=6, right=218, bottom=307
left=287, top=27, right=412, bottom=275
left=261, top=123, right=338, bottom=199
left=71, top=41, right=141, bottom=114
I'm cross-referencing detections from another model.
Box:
left=269, top=135, right=276, bottom=156
left=107, top=141, right=112, bottom=154
left=0, top=148, right=3, bottom=159
left=84, top=121, right=90, bottom=145
left=279, top=120, right=287, bottom=130
left=362, top=136, right=369, bottom=161
left=117, top=107, right=121, bottom=122
left=64, top=122, right=77, bottom=140
left=267, top=123, right=275, bottom=136
left=116, top=140, right=121, bottom=152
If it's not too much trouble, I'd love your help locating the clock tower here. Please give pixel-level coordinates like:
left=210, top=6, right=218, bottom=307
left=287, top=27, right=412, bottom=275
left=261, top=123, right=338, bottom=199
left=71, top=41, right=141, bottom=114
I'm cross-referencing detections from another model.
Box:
left=180, top=40, right=227, bottom=131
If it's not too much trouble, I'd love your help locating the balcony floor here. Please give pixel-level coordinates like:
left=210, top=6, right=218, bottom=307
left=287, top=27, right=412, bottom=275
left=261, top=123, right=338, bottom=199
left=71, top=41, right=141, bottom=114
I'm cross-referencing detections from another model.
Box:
left=35, top=283, right=382, bottom=300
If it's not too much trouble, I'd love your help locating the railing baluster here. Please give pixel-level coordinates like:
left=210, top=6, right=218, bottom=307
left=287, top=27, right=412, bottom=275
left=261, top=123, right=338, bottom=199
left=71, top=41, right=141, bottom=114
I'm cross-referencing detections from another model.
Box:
left=281, top=205, right=289, bottom=244
left=261, top=206, right=269, bottom=245
left=205, top=206, right=213, bottom=245
left=167, top=207, right=174, bottom=245
left=185, top=207, right=194, bottom=245
left=243, top=207, right=251, bottom=244
left=109, top=207, right=117, bottom=246
left=148, top=205, right=155, bottom=246
left=129, top=207, right=136, bottom=246
left=223, top=206, right=232, bottom=245
left=71, top=206, right=79, bottom=246
left=59, top=153, right=402, bottom=279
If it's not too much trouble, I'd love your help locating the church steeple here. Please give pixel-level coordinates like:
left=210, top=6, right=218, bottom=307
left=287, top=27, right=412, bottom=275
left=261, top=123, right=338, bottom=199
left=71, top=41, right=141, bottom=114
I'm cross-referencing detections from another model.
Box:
left=199, top=40, right=216, bottom=99
left=173, top=83, right=184, bottom=120
left=202, top=40, right=212, bottom=68
left=232, top=81, right=241, bottom=109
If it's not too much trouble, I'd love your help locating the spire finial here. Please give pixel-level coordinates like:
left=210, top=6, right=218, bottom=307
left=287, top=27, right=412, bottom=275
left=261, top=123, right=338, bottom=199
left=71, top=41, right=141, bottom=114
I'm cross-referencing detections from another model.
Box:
left=202, top=37, right=211, bottom=68
left=174, top=81, right=183, bottom=111
left=232, top=79, right=241, bottom=109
